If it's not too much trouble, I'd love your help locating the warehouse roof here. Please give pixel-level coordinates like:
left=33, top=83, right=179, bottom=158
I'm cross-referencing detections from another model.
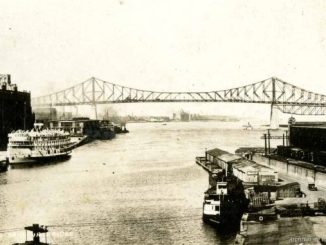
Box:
left=232, top=158, right=274, bottom=174
left=206, top=148, right=228, bottom=157
left=218, top=153, right=242, bottom=163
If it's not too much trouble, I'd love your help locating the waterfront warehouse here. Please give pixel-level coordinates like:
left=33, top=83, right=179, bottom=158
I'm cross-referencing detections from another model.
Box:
left=286, top=123, right=326, bottom=167
left=0, top=74, right=34, bottom=149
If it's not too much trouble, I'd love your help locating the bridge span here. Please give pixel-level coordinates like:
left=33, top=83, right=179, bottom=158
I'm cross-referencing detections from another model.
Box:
left=32, top=77, right=326, bottom=122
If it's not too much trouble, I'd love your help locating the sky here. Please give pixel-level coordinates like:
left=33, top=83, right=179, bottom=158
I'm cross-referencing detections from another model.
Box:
left=1, top=0, right=326, bottom=121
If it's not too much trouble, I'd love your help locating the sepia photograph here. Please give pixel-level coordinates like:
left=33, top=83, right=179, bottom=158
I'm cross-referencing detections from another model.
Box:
left=0, top=0, right=326, bottom=244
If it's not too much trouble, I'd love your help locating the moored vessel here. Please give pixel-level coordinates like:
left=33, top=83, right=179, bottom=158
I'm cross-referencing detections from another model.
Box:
left=7, top=124, right=73, bottom=165
left=202, top=182, right=227, bottom=224
left=203, top=179, right=249, bottom=231
left=0, top=156, right=9, bottom=172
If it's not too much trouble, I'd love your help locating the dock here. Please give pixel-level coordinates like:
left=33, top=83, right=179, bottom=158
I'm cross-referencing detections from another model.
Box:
left=195, top=156, right=218, bottom=173
left=236, top=217, right=325, bottom=245
left=196, top=146, right=326, bottom=245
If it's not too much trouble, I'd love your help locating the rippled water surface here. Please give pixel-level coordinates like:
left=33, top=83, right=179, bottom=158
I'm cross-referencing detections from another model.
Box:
left=0, top=121, right=269, bottom=244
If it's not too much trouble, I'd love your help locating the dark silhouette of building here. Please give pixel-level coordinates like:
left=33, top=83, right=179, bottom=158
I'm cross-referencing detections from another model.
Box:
left=0, top=74, right=34, bottom=149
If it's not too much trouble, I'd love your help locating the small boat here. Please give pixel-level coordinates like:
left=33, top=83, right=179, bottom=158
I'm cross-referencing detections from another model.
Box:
left=7, top=123, right=73, bottom=165
left=13, top=224, right=49, bottom=245
left=243, top=122, right=253, bottom=130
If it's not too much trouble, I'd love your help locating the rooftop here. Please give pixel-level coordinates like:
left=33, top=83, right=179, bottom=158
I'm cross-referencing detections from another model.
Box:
left=206, top=148, right=228, bottom=157
left=232, top=158, right=274, bottom=173
left=218, top=153, right=242, bottom=163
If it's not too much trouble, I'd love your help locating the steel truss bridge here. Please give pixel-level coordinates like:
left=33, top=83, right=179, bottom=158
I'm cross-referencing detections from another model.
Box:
left=32, top=77, right=326, bottom=118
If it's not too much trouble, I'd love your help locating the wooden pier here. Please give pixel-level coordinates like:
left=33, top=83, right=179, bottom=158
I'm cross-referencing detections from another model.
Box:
left=195, top=156, right=212, bottom=173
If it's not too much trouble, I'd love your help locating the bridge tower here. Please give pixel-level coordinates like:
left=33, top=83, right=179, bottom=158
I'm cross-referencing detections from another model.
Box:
left=91, top=77, right=98, bottom=120
left=270, top=77, right=279, bottom=129
left=61, top=105, right=66, bottom=119
left=74, top=105, right=79, bottom=118
left=270, top=104, right=279, bottom=129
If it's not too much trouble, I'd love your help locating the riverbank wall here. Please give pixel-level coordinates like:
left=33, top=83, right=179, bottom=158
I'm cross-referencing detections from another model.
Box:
left=253, top=154, right=326, bottom=189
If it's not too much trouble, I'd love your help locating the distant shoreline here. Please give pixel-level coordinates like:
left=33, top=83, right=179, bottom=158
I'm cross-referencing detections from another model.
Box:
left=126, top=119, right=240, bottom=123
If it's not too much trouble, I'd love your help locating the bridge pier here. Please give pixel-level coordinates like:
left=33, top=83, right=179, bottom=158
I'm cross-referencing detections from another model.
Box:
left=91, top=77, right=98, bottom=120
left=74, top=106, right=79, bottom=117
left=92, top=104, right=98, bottom=120
left=270, top=104, right=279, bottom=129
left=61, top=106, right=66, bottom=120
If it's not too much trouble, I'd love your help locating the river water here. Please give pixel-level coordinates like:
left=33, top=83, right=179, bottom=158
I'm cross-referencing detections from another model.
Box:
left=0, top=121, right=270, bottom=244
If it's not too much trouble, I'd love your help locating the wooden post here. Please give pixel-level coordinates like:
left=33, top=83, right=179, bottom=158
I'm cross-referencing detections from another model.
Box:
left=23, top=101, right=26, bottom=130
left=286, top=160, right=289, bottom=174
left=264, top=134, right=267, bottom=156
left=205, top=148, right=207, bottom=160
left=267, top=129, right=271, bottom=155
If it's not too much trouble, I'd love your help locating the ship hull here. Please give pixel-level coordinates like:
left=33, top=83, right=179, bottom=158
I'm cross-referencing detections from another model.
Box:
left=202, top=214, right=221, bottom=225
left=203, top=208, right=244, bottom=231
left=9, top=152, right=71, bottom=165
left=0, top=159, right=9, bottom=172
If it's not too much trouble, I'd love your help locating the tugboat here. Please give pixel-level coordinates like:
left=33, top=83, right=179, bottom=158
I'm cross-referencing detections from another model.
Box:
left=203, top=177, right=249, bottom=231
left=203, top=182, right=228, bottom=224
left=7, top=123, right=73, bottom=165
left=13, top=224, right=49, bottom=245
